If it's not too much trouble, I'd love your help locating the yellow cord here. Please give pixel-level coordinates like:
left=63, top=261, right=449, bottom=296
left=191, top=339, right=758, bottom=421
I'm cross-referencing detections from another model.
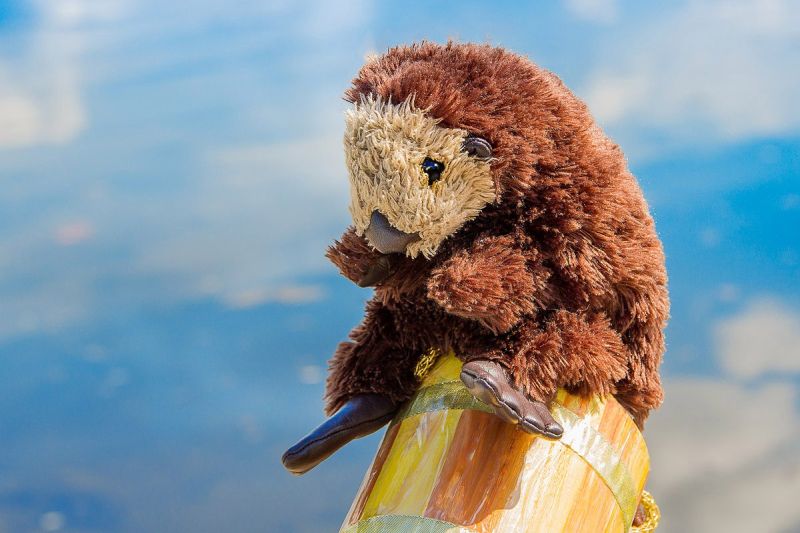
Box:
left=630, top=490, right=660, bottom=532
left=414, top=348, right=440, bottom=379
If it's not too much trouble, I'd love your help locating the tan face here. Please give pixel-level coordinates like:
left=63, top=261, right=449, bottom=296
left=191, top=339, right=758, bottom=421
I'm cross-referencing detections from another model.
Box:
left=344, top=96, right=496, bottom=259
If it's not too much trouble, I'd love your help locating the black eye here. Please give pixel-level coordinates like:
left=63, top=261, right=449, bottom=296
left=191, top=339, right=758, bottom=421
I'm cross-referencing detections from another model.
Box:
left=462, top=136, right=492, bottom=159
left=421, top=157, right=445, bottom=186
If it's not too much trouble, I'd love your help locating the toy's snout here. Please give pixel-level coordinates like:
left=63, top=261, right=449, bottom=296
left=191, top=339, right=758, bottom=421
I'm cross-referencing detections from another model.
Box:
left=364, top=210, right=420, bottom=254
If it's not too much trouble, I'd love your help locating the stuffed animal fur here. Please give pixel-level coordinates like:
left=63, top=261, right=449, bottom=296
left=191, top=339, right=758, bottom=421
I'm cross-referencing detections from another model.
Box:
left=283, top=41, right=668, bottom=477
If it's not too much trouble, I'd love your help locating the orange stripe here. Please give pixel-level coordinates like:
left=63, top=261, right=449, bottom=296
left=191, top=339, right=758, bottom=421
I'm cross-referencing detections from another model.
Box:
left=425, top=410, right=532, bottom=528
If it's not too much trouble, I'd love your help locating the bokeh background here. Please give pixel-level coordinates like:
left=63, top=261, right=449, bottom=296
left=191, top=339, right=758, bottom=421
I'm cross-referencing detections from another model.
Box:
left=1, top=0, right=798, bottom=531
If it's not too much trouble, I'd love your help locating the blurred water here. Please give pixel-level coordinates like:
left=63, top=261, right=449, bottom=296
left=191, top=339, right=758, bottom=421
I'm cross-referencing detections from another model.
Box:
left=1, top=1, right=799, bottom=532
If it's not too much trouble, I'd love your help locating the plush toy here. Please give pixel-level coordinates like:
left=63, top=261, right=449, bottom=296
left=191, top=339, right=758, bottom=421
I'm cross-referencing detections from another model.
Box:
left=282, top=42, right=668, bottom=479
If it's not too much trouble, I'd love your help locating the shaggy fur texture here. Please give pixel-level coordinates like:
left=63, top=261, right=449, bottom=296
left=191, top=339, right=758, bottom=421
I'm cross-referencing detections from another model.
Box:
left=324, top=42, right=669, bottom=427
left=345, top=96, right=495, bottom=258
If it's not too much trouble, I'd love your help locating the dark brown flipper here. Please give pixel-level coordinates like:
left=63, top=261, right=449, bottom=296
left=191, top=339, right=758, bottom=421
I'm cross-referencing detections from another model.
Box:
left=460, top=360, right=563, bottom=439
left=281, top=394, right=397, bottom=475
left=357, top=253, right=402, bottom=287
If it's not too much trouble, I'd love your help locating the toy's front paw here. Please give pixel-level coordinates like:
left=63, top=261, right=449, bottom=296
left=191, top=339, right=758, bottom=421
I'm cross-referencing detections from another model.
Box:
left=426, top=236, right=537, bottom=334
left=460, top=360, right=563, bottom=439
left=281, top=394, right=397, bottom=475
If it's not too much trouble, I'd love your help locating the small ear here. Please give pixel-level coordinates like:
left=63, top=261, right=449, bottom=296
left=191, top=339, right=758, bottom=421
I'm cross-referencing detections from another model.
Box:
left=462, top=135, right=493, bottom=159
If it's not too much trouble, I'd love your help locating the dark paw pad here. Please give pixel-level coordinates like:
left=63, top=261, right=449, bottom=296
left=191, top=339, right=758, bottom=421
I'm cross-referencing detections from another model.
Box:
left=461, top=360, right=563, bottom=440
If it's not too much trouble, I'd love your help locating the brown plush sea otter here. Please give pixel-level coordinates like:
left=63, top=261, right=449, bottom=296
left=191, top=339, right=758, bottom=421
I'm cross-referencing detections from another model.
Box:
left=282, top=42, right=668, bottom=476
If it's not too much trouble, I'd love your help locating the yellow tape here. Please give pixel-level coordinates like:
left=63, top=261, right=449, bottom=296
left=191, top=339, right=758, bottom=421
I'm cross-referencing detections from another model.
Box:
left=341, top=514, right=472, bottom=533
left=550, top=403, right=639, bottom=530
left=393, top=380, right=494, bottom=422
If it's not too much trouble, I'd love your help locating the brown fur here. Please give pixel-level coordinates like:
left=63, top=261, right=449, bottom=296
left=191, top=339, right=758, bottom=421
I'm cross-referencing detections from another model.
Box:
left=325, top=42, right=669, bottom=427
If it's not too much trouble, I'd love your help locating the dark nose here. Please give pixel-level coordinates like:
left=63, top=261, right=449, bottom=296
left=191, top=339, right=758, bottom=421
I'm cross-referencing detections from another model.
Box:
left=364, top=211, right=420, bottom=254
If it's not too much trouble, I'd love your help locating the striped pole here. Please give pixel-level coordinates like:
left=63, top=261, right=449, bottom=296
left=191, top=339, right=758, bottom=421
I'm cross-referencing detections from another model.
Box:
left=340, top=352, right=652, bottom=533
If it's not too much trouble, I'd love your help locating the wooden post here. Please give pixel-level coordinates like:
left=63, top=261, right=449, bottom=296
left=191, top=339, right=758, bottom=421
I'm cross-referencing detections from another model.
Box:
left=340, top=352, right=652, bottom=533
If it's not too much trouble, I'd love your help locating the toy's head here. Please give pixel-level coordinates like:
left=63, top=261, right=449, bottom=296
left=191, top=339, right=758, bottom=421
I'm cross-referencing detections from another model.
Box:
left=345, top=96, right=495, bottom=259
left=343, top=41, right=607, bottom=260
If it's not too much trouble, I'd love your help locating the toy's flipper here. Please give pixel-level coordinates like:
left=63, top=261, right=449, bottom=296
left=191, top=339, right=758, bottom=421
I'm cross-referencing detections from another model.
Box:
left=357, top=254, right=401, bottom=287
left=281, top=394, right=397, bottom=475
left=460, top=360, right=563, bottom=439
